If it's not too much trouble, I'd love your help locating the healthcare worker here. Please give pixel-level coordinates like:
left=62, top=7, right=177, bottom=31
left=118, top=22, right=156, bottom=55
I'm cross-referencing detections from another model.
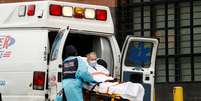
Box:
left=55, top=45, right=96, bottom=101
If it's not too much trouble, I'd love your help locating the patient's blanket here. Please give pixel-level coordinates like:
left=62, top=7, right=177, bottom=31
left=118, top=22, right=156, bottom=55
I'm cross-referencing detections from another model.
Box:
left=84, top=82, right=144, bottom=101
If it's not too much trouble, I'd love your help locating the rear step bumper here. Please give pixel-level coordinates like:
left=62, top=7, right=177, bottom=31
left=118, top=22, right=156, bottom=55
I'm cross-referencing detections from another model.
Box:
left=1, top=96, right=45, bottom=101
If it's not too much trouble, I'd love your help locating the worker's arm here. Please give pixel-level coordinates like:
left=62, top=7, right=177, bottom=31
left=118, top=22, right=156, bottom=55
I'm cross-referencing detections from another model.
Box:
left=76, top=57, right=96, bottom=83
left=91, top=72, right=109, bottom=76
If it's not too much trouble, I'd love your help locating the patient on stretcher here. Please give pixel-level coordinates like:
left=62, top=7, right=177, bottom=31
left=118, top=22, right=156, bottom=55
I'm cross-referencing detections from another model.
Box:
left=82, top=52, right=145, bottom=101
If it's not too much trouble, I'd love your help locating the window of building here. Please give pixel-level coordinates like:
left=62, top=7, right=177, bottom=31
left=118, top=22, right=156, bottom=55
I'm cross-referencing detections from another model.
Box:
left=117, top=0, right=201, bottom=83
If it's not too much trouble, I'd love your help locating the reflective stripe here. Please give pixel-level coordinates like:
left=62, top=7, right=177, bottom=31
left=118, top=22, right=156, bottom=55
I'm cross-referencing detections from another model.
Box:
left=62, top=58, right=78, bottom=79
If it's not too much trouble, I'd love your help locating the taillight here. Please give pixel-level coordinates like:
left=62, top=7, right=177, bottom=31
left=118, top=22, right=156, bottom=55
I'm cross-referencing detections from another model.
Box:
left=27, top=5, right=35, bottom=16
left=33, top=71, right=45, bottom=90
left=95, top=9, right=107, bottom=21
left=49, top=4, right=62, bottom=16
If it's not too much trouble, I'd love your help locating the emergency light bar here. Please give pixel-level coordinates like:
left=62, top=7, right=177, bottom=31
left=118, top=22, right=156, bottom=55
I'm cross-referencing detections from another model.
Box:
left=49, top=4, right=107, bottom=21
left=18, top=4, right=107, bottom=21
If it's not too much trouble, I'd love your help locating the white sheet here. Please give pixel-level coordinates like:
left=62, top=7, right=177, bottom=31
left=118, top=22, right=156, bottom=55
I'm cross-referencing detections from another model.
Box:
left=84, top=82, right=144, bottom=101
left=107, top=82, right=144, bottom=101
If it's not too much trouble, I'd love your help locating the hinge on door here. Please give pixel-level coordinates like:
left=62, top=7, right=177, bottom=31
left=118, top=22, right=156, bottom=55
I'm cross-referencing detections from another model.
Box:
left=43, top=46, right=47, bottom=61
left=58, top=72, right=62, bottom=82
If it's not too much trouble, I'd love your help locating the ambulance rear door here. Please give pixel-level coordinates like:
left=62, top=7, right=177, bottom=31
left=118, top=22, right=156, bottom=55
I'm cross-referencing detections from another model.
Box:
left=121, top=36, right=158, bottom=101
left=48, top=27, right=70, bottom=100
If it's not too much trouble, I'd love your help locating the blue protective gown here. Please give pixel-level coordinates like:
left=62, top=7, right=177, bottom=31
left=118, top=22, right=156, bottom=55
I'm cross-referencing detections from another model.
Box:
left=54, top=56, right=96, bottom=101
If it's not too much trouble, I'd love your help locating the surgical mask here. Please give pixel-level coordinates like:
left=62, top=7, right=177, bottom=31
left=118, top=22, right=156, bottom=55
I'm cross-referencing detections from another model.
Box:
left=89, top=60, right=97, bottom=67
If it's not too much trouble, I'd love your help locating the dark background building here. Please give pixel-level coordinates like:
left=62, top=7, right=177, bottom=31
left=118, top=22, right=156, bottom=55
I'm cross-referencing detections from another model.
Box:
left=1, top=0, right=201, bottom=100
left=117, top=0, right=201, bottom=101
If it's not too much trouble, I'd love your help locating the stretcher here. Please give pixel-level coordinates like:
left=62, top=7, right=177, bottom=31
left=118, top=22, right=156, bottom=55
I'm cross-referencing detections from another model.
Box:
left=56, top=82, right=130, bottom=101
left=83, top=82, right=130, bottom=101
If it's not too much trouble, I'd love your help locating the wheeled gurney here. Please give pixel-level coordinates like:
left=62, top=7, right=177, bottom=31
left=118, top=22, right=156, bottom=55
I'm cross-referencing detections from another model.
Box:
left=56, top=82, right=130, bottom=101
left=56, top=90, right=129, bottom=101
left=83, top=82, right=130, bottom=101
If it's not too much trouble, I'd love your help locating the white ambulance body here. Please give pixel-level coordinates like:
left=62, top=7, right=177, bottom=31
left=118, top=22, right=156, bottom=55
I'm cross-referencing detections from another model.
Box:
left=0, top=1, right=158, bottom=101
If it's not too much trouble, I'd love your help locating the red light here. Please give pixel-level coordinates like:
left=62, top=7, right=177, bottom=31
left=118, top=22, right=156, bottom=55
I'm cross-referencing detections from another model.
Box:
left=95, top=9, right=107, bottom=21
left=27, top=5, right=35, bottom=16
left=33, top=71, right=45, bottom=90
left=49, top=4, right=62, bottom=16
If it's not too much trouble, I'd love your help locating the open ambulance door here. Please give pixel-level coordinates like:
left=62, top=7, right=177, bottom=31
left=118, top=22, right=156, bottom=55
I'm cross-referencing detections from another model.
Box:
left=121, top=36, right=158, bottom=101
left=48, top=27, right=70, bottom=100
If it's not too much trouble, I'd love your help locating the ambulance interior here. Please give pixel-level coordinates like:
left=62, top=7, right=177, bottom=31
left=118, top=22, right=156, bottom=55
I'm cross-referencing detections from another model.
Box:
left=49, top=31, right=114, bottom=74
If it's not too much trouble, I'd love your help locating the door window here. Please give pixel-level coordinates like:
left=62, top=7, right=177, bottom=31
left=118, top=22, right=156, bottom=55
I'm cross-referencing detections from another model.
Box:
left=50, top=30, right=65, bottom=60
left=124, top=41, right=153, bottom=68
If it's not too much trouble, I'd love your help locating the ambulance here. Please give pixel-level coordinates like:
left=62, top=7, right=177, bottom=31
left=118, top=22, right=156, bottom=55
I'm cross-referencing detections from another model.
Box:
left=0, top=1, right=158, bottom=101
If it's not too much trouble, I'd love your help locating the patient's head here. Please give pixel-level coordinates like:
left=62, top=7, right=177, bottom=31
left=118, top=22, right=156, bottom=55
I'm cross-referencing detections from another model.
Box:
left=87, top=52, right=97, bottom=67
